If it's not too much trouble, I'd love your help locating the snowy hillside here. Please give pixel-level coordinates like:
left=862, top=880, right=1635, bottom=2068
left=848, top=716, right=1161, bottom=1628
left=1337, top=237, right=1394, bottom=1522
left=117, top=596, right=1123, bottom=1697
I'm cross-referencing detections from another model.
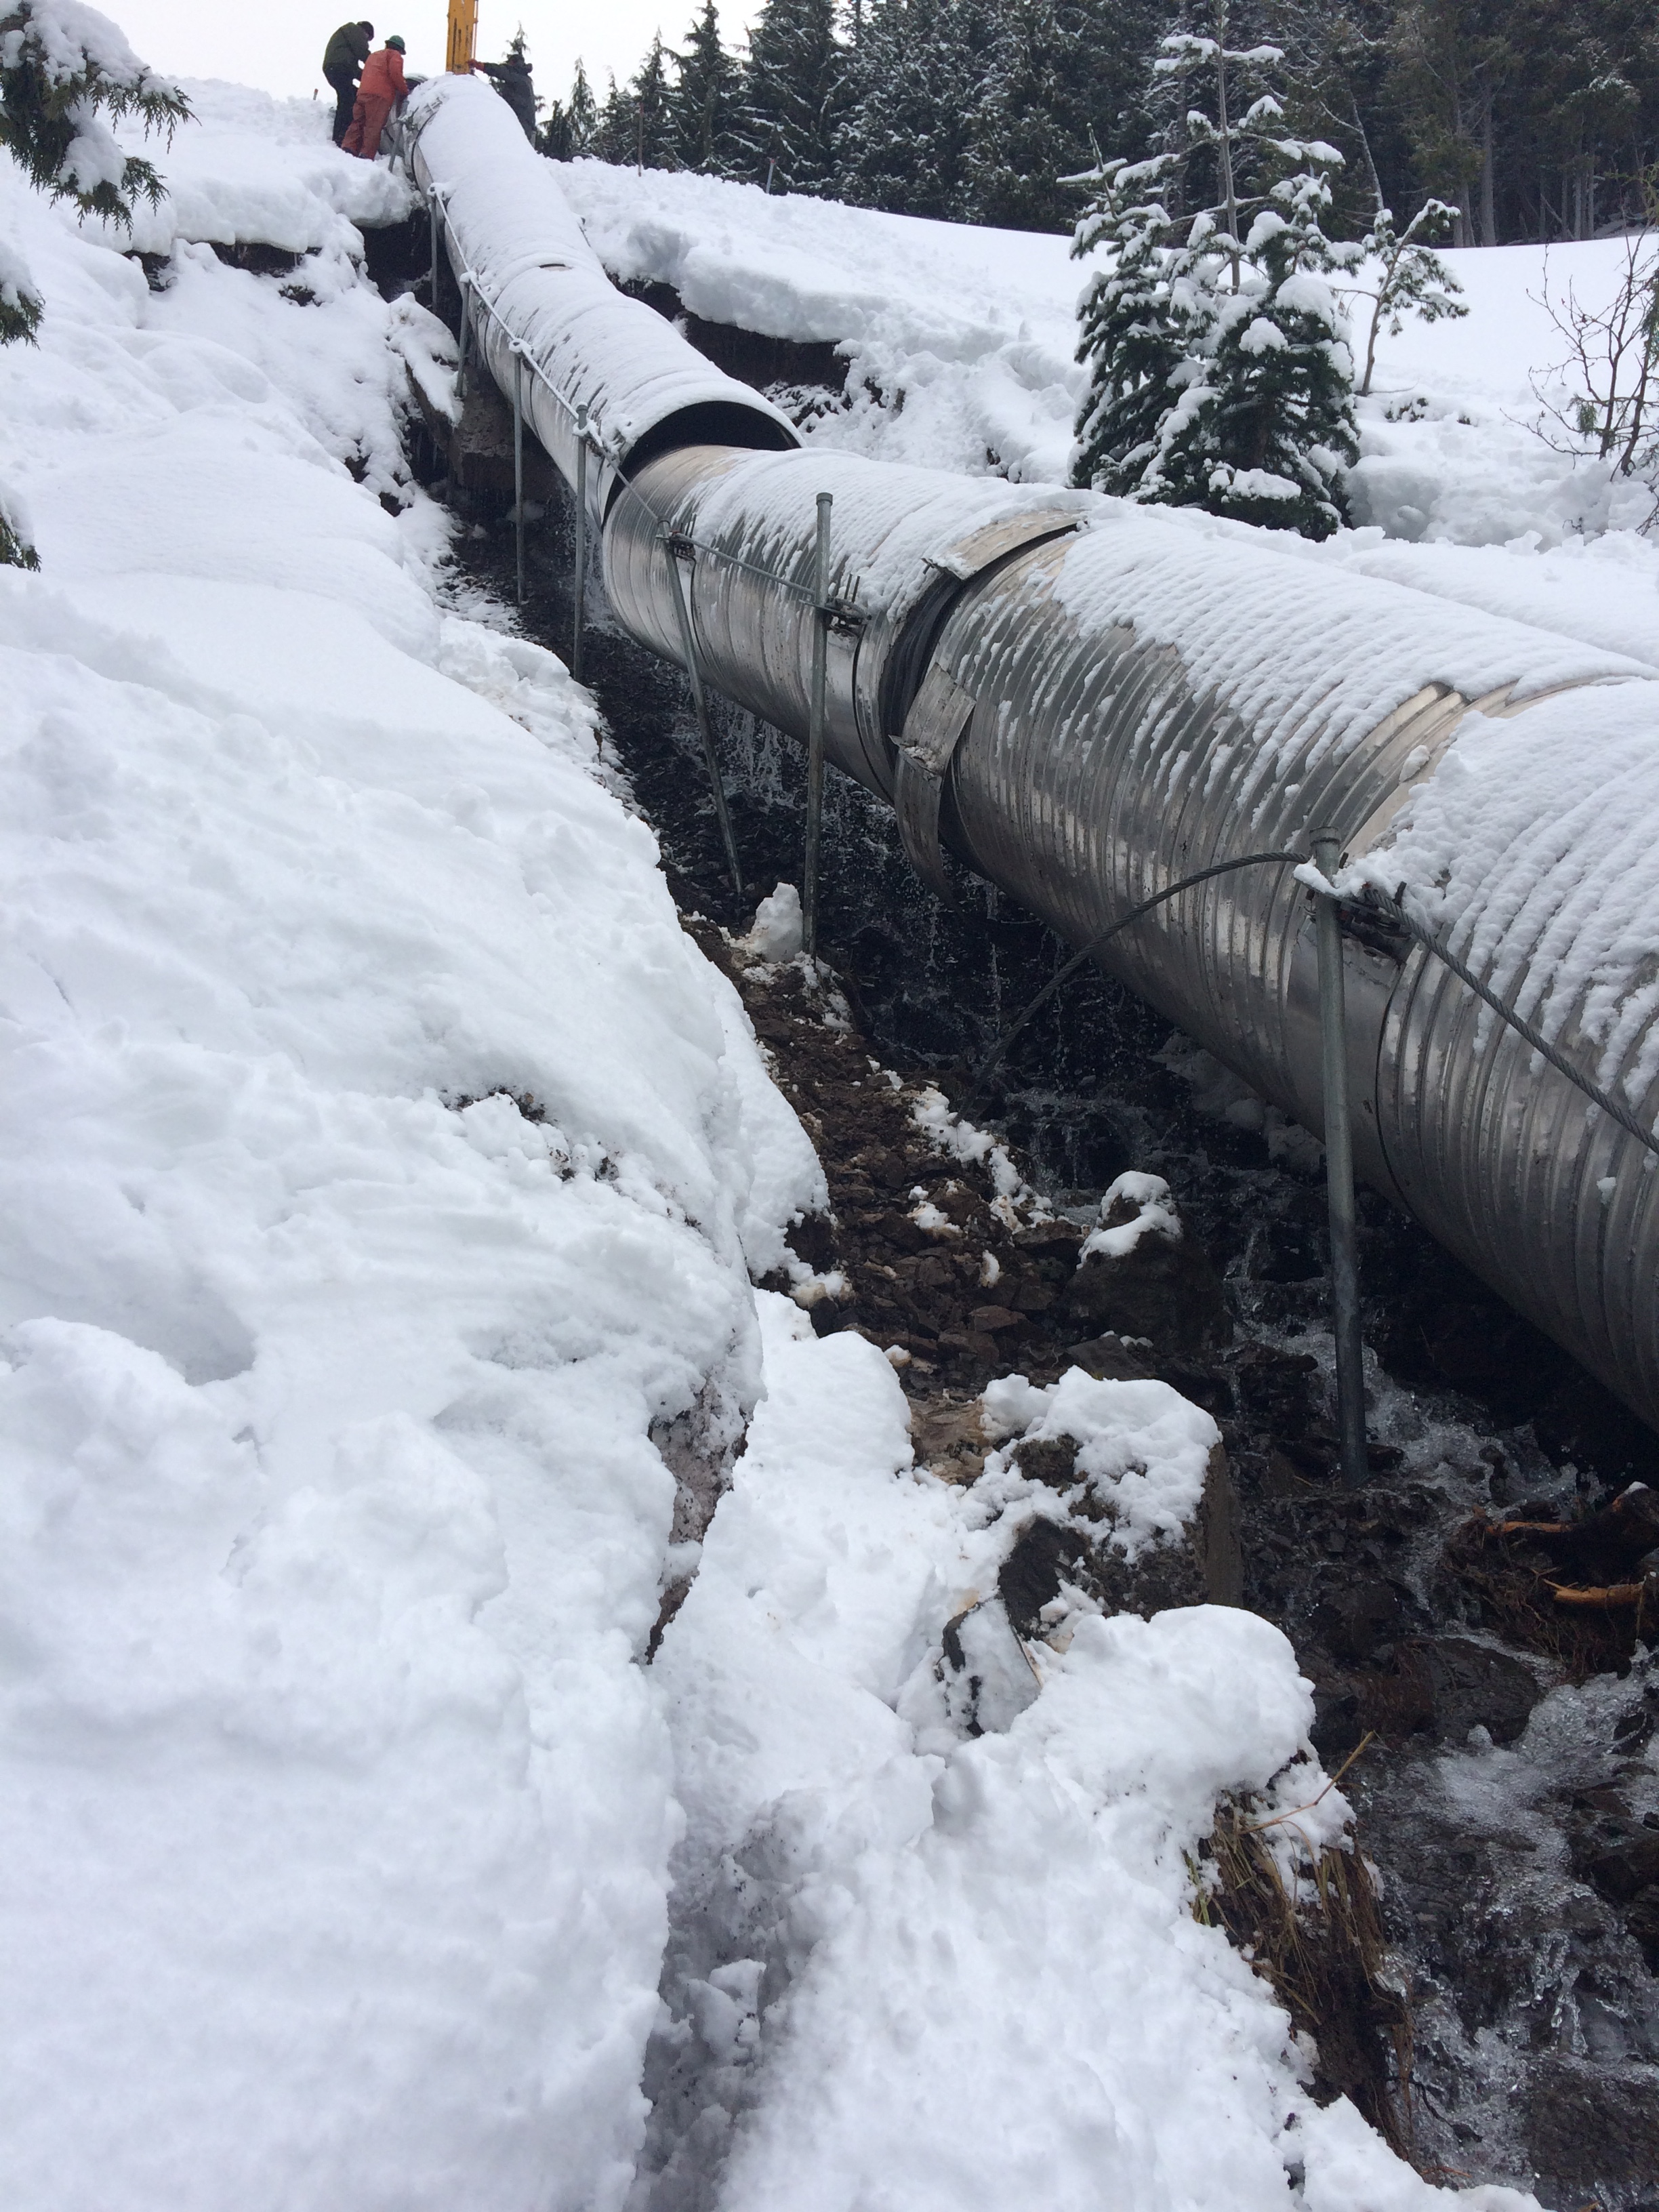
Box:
left=562, top=160, right=1659, bottom=669
left=0, top=54, right=1609, bottom=2212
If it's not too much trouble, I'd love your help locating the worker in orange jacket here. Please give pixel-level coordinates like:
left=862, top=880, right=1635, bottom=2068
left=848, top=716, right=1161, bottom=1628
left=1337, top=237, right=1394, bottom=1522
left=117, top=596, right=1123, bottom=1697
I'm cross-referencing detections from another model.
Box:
left=343, top=35, right=407, bottom=159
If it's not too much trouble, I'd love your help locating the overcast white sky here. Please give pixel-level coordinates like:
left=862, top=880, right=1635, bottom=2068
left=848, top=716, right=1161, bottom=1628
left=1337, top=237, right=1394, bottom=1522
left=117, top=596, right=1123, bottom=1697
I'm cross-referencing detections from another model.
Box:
left=110, top=1, right=758, bottom=114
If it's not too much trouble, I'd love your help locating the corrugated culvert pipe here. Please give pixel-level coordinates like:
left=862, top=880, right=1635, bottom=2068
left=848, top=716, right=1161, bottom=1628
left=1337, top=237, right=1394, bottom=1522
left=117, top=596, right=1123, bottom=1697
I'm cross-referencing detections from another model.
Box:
left=407, top=76, right=1659, bottom=1438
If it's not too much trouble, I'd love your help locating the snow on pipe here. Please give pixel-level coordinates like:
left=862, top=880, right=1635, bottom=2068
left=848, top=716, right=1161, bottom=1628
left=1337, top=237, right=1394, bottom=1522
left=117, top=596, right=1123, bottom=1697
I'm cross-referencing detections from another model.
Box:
left=406, top=75, right=798, bottom=519
left=405, top=77, right=1659, bottom=1435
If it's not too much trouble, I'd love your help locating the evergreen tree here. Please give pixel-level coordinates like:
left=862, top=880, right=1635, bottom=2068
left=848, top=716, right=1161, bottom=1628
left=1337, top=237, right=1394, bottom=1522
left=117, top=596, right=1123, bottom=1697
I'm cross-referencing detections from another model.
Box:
left=594, top=39, right=678, bottom=169
left=672, top=0, right=747, bottom=173
left=0, top=0, right=188, bottom=345
left=1151, top=10, right=1295, bottom=283
left=567, top=61, right=599, bottom=155
left=1338, top=196, right=1465, bottom=391
left=737, top=0, right=848, bottom=194
left=836, top=0, right=1000, bottom=217
left=537, top=54, right=598, bottom=160
left=1151, top=151, right=1360, bottom=537
left=960, top=0, right=1160, bottom=231
left=1070, top=152, right=1193, bottom=492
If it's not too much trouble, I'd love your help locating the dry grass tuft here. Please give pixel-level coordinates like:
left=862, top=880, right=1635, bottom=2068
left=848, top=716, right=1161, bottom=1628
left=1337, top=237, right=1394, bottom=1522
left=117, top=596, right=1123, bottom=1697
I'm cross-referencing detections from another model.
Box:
left=1191, top=1758, right=1413, bottom=2155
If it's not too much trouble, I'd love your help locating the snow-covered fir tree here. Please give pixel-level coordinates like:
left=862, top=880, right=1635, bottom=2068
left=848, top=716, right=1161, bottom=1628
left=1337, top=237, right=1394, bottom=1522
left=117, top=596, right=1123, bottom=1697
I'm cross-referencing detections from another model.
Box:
left=1069, top=152, right=1193, bottom=495
left=670, top=0, right=748, bottom=173
left=537, top=57, right=598, bottom=159
left=836, top=0, right=999, bottom=219
left=1073, top=13, right=1359, bottom=539
left=737, top=0, right=847, bottom=192
left=1150, top=154, right=1359, bottom=537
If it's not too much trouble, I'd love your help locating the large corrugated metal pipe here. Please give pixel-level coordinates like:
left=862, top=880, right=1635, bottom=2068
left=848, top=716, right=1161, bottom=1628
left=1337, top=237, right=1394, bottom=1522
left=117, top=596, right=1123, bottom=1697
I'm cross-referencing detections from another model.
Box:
left=403, top=76, right=1659, bottom=1438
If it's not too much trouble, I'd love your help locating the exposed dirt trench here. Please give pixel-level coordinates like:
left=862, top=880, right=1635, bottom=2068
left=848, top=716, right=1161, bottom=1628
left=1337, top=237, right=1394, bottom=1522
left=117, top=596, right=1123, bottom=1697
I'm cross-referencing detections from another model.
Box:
left=375, top=218, right=1659, bottom=2206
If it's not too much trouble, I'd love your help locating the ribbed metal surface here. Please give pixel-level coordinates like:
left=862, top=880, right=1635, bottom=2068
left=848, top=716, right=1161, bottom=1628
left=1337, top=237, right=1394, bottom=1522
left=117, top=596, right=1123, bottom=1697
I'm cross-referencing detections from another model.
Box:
left=406, top=79, right=1659, bottom=1434
left=407, top=79, right=797, bottom=519
left=915, top=528, right=1659, bottom=1423
left=603, top=444, right=1088, bottom=799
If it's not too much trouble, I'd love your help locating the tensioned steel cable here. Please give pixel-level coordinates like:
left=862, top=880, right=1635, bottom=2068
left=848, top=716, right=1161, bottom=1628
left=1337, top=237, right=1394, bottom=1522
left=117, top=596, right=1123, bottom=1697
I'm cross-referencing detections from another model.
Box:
left=972, top=858, right=1659, bottom=1165
left=969, top=851, right=1302, bottom=1094
left=1370, top=889, right=1659, bottom=1163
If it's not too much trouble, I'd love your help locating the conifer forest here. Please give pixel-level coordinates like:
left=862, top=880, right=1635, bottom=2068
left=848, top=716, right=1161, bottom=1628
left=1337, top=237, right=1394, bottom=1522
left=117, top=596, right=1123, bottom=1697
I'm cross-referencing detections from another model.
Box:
left=539, top=0, right=1659, bottom=249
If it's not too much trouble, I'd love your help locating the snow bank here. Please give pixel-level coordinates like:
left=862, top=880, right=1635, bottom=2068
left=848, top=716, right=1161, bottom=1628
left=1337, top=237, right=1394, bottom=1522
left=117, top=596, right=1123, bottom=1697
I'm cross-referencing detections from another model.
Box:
left=648, top=1296, right=1536, bottom=2211
left=559, top=157, right=1085, bottom=484
left=81, top=77, right=411, bottom=256
left=0, top=98, right=821, bottom=2212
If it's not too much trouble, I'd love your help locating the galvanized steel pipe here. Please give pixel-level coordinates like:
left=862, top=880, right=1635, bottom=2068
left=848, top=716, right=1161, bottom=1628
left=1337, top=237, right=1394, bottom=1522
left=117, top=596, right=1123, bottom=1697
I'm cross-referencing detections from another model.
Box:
left=403, top=78, right=1659, bottom=1437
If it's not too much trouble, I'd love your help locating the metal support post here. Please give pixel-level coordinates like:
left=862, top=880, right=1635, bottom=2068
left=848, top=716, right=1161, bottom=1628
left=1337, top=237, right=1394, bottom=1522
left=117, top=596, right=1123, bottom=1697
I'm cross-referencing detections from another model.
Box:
left=1313, top=831, right=1368, bottom=1488
left=571, top=403, right=589, bottom=687
left=803, top=491, right=833, bottom=956
left=428, top=197, right=441, bottom=311
left=457, top=278, right=472, bottom=403
left=663, top=534, right=744, bottom=900
left=512, top=350, right=526, bottom=607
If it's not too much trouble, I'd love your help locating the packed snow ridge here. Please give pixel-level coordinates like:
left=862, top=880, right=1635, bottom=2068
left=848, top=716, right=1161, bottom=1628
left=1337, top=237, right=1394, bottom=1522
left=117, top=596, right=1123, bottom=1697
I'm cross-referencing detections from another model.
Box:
left=0, top=54, right=1581, bottom=2212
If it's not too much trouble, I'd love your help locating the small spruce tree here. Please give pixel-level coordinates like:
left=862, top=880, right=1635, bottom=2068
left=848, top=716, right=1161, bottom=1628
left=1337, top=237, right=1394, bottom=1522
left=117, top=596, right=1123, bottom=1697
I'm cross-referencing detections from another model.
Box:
left=1151, top=152, right=1359, bottom=539
left=1340, top=199, right=1466, bottom=395
left=1073, top=11, right=1360, bottom=540
left=1070, top=152, right=1193, bottom=492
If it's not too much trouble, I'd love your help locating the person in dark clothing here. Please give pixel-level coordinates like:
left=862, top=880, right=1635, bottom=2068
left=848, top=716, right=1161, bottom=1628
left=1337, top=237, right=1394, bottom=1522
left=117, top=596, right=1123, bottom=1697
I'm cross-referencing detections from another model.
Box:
left=322, top=20, right=374, bottom=145
left=474, top=37, right=537, bottom=140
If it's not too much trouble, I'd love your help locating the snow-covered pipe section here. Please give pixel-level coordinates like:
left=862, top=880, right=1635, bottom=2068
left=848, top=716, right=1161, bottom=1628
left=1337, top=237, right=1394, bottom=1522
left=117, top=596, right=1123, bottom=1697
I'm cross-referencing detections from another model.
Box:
left=403, top=76, right=1659, bottom=1437
left=405, top=77, right=797, bottom=518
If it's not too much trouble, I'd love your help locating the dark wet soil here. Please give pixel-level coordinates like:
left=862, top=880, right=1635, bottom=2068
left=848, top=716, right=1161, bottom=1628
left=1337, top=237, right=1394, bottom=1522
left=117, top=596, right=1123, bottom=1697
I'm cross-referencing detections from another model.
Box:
left=407, top=307, right=1659, bottom=2207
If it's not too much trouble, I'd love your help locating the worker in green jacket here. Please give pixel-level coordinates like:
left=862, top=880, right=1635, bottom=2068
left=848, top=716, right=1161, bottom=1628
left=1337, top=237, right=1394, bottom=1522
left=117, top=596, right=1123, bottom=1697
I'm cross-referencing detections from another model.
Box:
left=322, top=20, right=374, bottom=145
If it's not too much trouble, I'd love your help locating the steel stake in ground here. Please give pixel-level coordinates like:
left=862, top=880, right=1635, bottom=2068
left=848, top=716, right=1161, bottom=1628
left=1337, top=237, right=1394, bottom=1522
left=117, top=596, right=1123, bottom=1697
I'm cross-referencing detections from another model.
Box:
left=803, top=491, right=833, bottom=956
left=512, top=350, right=525, bottom=607
left=1313, top=831, right=1368, bottom=1487
left=663, top=533, right=744, bottom=900
left=571, top=403, right=588, bottom=688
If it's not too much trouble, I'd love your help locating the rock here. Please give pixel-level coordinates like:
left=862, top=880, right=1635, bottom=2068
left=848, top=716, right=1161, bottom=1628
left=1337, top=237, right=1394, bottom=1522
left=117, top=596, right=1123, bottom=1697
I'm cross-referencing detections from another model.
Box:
left=910, top=1397, right=987, bottom=1485
left=968, top=1304, right=1021, bottom=1334
left=1569, top=1805, right=1659, bottom=1907
left=998, top=1517, right=1088, bottom=1638
left=1311, top=1577, right=1406, bottom=1665
left=1525, top=2055, right=1659, bottom=2196
left=1062, top=1234, right=1229, bottom=1353
left=1395, top=1635, right=1542, bottom=1746
left=1063, top=1332, right=1161, bottom=1382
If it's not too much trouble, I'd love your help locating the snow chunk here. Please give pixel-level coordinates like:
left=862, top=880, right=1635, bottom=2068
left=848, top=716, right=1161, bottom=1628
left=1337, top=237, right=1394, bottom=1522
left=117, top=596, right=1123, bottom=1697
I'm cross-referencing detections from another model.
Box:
left=1080, top=1169, right=1181, bottom=1260
left=981, top=1366, right=1218, bottom=1557
left=737, top=880, right=804, bottom=962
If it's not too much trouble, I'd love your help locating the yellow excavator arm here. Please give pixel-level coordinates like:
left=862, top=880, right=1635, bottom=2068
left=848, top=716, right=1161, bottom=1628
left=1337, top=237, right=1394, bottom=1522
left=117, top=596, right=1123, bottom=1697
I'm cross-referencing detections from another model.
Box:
left=445, top=0, right=478, bottom=73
